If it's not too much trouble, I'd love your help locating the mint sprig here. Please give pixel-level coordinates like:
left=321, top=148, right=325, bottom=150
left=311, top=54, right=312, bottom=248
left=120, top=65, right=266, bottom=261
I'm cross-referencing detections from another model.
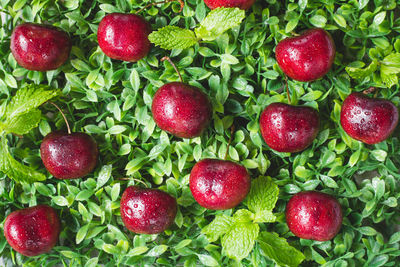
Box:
left=1, top=84, right=60, bottom=135
left=202, top=177, right=304, bottom=265
left=0, top=136, right=46, bottom=183
left=0, top=84, right=60, bottom=183
left=258, top=232, right=306, bottom=267
left=149, top=8, right=245, bottom=50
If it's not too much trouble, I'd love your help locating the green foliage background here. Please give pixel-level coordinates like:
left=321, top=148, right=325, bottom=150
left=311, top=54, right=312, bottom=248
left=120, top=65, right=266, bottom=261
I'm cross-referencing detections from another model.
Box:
left=1, top=0, right=400, bottom=266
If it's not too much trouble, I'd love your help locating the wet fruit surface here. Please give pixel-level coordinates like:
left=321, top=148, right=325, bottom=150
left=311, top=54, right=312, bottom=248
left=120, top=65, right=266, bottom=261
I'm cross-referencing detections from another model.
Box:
left=260, top=103, right=320, bottom=153
left=120, top=186, right=177, bottom=234
left=4, top=205, right=60, bottom=257
left=286, top=191, right=342, bottom=241
left=97, top=13, right=151, bottom=62
left=152, top=82, right=212, bottom=139
left=40, top=131, right=98, bottom=179
left=190, top=159, right=251, bottom=210
left=340, top=93, right=399, bottom=144
left=10, top=23, right=71, bottom=71
left=275, top=28, right=335, bottom=82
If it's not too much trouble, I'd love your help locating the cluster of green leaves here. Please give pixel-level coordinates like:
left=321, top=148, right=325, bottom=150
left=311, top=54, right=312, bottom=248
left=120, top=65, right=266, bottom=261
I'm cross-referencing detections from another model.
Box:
left=0, top=0, right=399, bottom=267
left=0, top=85, right=59, bottom=183
left=202, top=176, right=305, bottom=266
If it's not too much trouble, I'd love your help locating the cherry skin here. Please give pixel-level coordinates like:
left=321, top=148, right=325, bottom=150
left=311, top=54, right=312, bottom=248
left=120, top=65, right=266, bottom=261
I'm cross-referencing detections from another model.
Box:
left=275, top=28, right=335, bottom=82
left=340, top=92, right=399, bottom=145
left=286, top=191, right=343, bottom=241
left=260, top=103, right=320, bottom=153
left=189, top=159, right=251, bottom=210
left=120, top=186, right=177, bottom=234
left=97, top=13, right=151, bottom=62
left=40, top=131, right=98, bottom=179
left=203, top=0, right=256, bottom=10
left=152, top=82, right=212, bottom=139
left=4, top=205, right=60, bottom=257
left=10, top=23, right=71, bottom=71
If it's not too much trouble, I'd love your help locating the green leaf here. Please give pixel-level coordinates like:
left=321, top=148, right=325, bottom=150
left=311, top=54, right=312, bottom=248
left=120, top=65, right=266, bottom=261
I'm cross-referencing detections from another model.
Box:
left=245, top=176, right=279, bottom=214
left=0, top=136, right=46, bottom=183
left=346, top=60, right=378, bottom=79
left=5, top=109, right=41, bottom=135
left=148, top=26, right=198, bottom=50
left=202, top=215, right=234, bottom=242
left=197, top=254, right=219, bottom=267
left=221, top=222, right=259, bottom=261
left=258, top=232, right=305, bottom=267
left=1, top=84, right=60, bottom=134
left=195, top=8, right=245, bottom=41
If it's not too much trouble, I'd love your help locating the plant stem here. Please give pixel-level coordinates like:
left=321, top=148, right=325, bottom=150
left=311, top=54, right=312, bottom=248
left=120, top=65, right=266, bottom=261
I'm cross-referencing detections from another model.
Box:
left=224, top=125, right=235, bottom=160
left=48, top=101, right=71, bottom=134
left=161, top=56, right=184, bottom=83
left=285, top=76, right=291, bottom=105
left=363, top=86, right=378, bottom=97
left=136, top=0, right=184, bottom=14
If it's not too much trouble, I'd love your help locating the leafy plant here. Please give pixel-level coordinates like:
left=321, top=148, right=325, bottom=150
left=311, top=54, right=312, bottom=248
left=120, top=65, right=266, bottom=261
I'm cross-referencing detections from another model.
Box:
left=0, top=0, right=399, bottom=266
left=203, top=176, right=305, bottom=266
left=149, top=7, right=245, bottom=49
left=0, top=84, right=60, bottom=183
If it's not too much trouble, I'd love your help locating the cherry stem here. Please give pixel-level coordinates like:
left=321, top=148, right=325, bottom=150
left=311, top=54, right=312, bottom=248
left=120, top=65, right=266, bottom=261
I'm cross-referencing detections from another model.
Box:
left=48, top=101, right=71, bottom=134
left=285, top=76, right=292, bottom=105
left=136, top=0, right=184, bottom=14
left=118, top=177, right=149, bottom=188
left=224, top=125, right=235, bottom=160
left=161, top=56, right=184, bottom=83
left=363, top=86, right=379, bottom=98
left=12, top=133, right=23, bottom=139
left=291, top=31, right=300, bottom=37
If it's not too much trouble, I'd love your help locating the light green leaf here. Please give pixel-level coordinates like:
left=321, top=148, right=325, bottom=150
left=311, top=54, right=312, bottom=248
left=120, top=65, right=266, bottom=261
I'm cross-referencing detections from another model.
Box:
left=5, top=109, right=41, bottom=135
left=258, top=232, right=305, bottom=267
left=148, top=26, right=198, bottom=50
left=0, top=136, right=46, bottom=183
left=346, top=60, right=378, bottom=79
left=197, top=254, right=219, bottom=267
left=1, top=84, right=60, bottom=134
left=222, top=222, right=259, bottom=261
left=202, top=215, right=234, bottom=242
left=195, top=8, right=245, bottom=41
left=254, top=210, right=276, bottom=223
left=245, top=176, right=279, bottom=214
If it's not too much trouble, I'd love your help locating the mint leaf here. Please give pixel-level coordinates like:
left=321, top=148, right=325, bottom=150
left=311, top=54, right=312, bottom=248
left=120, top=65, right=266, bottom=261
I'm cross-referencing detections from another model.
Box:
left=381, top=53, right=400, bottom=73
left=202, top=215, right=234, bottom=242
left=258, top=232, right=305, bottom=267
left=222, top=222, right=259, bottom=261
left=1, top=84, right=60, bottom=134
left=381, top=71, right=398, bottom=88
left=346, top=60, right=378, bottom=79
left=233, top=209, right=254, bottom=222
left=5, top=109, right=42, bottom=135
left=0, top=136, right=46, bottom=183
left=254, top=210, right=276, bottom=223
left=195, top=8, right=245, bottom=41
left=148, top=26, right=198, bottom=50
left=245, top=176, right=279, bottom=215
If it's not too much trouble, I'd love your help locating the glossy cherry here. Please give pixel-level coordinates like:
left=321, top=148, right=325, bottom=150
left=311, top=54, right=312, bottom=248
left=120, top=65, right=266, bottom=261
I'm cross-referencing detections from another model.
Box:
left=275, top=28, right=335, bottom=82
left=286, top=191, right=343, bottom=241
left=340, top=92, right=399, bottom=144
left=203, top=0, right=255, bottom=9
left=190, top=159, right=251, bottom=210
left=10, top=23, right=71, bottom=71
left=120, top=186, right=177, bottom=234
left=40, top=131, right=98, bottom=179
left=152, top=82, right=212, bottom=138
left=97, top=13, right=151, bottom=62
left=4, top=205, right=60, bottom=257
left=260, top=103, right=320, bottom=153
